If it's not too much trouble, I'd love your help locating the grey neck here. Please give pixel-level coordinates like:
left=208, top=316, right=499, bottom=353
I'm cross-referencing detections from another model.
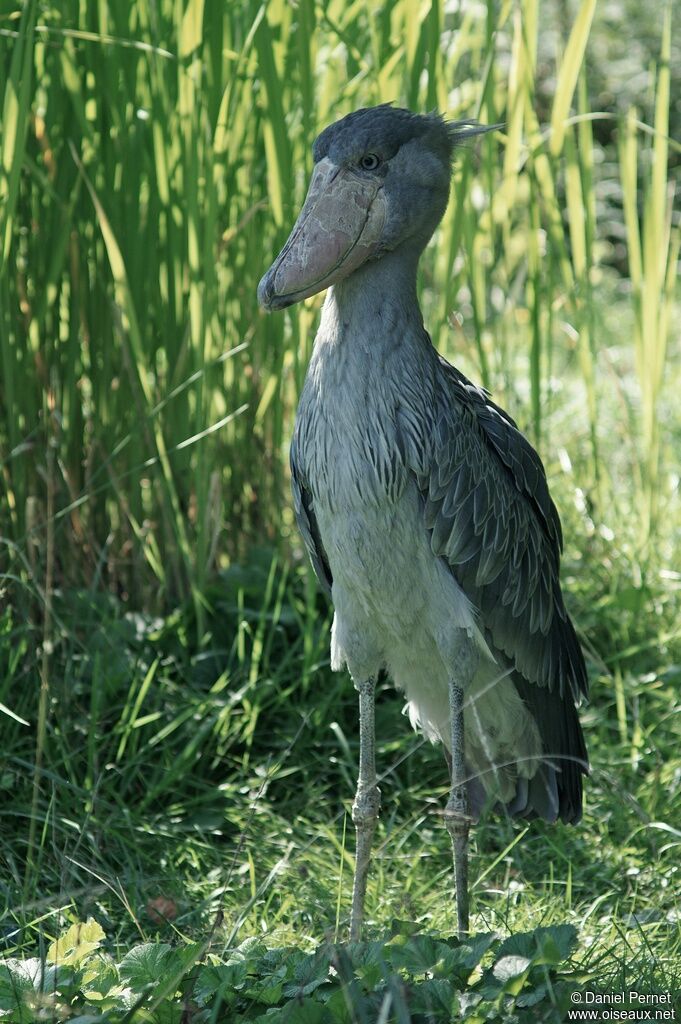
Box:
left=299, top=245, right=438, bottom=508
left=318, top=247, right=426, bottom=351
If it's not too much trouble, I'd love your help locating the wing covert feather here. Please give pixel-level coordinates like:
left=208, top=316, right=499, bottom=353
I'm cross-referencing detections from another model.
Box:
left=290, top=435, right=333, bottom=598
left=413, top=357, right=587, bottom=704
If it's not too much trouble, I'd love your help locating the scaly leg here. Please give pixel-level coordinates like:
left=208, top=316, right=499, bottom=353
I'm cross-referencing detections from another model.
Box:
left=444, top=643, right=479, bottom=939
left=350, top=676, right=380, bottom=942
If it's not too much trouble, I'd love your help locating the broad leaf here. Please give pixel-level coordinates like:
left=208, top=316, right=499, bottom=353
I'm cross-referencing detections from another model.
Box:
left=119, top=943, right=174, bottom=988
left=47, top=919, right=106, bottom=967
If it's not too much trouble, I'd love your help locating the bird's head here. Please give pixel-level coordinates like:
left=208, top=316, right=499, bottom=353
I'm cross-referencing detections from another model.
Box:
left=258, top=104, right=495, bottom=312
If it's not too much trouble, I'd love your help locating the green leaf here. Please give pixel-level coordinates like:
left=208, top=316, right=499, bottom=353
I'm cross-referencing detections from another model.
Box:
left=47, top=918, right=106, bottom=966
left=0, top=960, right=32, bottom=1015
left=0, top=957, right=43, bottom=992
left=386, top=934, right=445, bottom=976
left=118, top=943, right=174, bottom=988
left=81, top=954, right=120, bottom=998
left=453, top=989, right=483, bottom=1016
left=497, top=925, right=577, bottom=966
left=353, top=960, right=383, bottom=990
left=388, top=919, right=424, bottom=938
left=492, top=953, right=533, bottom=996
left=70, top=1017, right=115, bottom=1024
left=254, top=998, right=325, bottom=1024
left=324, top=985, right=361, bottom=1023
left=282, top=947, right=332, bottom=998
left=245, top=971, right=284, bottom=1006
left=408, top=977, right=456, bottom=1015
left=453, top=933, right=499, bottom=971
left=148, top=1000, right=185, bottom=1024
left=516, top=982, right=549, bottom=1007
left=345, top=940, right=386, bottom=970
left=493, top=955, right=532, bottom=982
left=194, top=962, right=249, bottom=1004
left=535, top=925, right=579, bottom=965
left=41, top=963, right=80, bottom=998
left=228, top=937, right=270, bottom=964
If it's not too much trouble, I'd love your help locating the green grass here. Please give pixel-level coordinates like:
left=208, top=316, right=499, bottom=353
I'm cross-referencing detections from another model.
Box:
left=1, top=520, right=680, bottom=1017
left=1, top=0, right=680, bottom=1019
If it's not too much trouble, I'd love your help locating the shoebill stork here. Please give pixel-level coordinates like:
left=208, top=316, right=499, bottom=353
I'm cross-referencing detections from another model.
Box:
left=258, top=104, right=588, bottom=941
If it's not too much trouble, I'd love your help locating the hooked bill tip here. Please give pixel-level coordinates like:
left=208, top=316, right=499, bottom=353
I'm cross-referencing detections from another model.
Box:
left=257, top=270, right=295, bottom=312
left=257, top=272, right=273, bottom=311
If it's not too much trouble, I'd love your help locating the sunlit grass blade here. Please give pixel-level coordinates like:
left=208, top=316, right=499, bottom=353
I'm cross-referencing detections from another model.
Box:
left=0, top=0, right=37, bottom=274
left=618, top=4, right=677, bottom=542
left=549, top=0, right=596, bottom=155
left=70, top=143, right=192, bottom=595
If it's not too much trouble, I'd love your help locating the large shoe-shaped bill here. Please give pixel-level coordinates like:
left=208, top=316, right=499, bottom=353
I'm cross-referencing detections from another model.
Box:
left=258, top=157, right=386, bottom=311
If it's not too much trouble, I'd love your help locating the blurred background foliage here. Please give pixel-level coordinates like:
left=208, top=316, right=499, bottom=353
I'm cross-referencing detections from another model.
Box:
left=0, top=0, right=678, bottom=621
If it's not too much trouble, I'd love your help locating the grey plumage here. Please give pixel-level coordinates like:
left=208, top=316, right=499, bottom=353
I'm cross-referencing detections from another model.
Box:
left=259, top=103, right=588, bottom=935
left=291, top=314, right=587, bottom=823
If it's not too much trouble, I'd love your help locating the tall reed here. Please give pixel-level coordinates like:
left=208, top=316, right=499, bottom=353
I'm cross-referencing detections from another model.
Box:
left=0, top=0, right=676, bottom=618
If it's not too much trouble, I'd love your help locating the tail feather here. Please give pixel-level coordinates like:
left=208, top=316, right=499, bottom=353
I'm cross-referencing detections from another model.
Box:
left=404, top=660, right=588, bottom=825
left=511, top=672, right=588, bottom=824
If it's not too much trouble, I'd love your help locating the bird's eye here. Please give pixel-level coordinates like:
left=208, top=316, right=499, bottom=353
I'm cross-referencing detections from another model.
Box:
left=360, top=153, right=380, bottom=171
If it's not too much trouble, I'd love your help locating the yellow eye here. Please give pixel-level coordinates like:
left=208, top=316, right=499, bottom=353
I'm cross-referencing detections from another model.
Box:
left=360, top=153, right=380, bottom=170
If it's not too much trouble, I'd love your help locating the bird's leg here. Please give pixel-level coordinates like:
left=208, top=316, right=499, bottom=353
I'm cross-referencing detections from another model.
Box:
left=444, top=641, right=479, bottom=939
left=350, top=675, right=380, bottom=942
left=446, top=681, right=469, bottom=938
